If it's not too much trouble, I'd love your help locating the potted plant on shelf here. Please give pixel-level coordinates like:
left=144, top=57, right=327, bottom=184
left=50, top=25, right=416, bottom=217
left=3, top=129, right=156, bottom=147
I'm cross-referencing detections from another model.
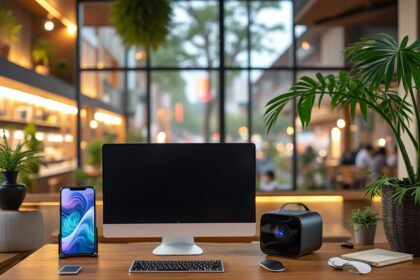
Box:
left=264, top=34, right=420, bottom=255
left=32, top=39, right=52, bottom=75
left=0, top=134, right=42, bottom=210
left=351, top=207, right=378, bottom=245
left=110, top=0, right=172, bottom=50
left=0, top=8, right=21, bottom=58
left=55, top=58, right=69, bottom=80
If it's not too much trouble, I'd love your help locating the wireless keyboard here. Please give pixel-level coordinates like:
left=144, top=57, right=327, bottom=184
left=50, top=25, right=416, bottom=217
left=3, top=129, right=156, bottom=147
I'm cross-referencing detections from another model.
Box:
left=129, top=260, right=224, bottom=273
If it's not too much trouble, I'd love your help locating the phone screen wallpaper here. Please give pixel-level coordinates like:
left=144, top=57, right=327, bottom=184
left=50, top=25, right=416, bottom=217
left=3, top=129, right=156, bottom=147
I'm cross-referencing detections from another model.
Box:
left=61, top=188, right=95, bottom=254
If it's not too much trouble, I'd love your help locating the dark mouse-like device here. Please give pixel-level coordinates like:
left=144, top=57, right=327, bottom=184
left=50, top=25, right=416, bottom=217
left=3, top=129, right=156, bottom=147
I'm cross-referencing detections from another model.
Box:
left=259, top=259, right=285, bottom=272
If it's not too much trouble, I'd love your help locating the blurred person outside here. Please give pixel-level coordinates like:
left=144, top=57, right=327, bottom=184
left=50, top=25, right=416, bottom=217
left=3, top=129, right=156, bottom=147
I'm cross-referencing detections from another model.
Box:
left=260, top=170, right=279, bottom=192
left=355, top=144, right=374, bottom=169
left=371, top=147, right=387, bottom=180
left=387, top=145, right=398, bottom=167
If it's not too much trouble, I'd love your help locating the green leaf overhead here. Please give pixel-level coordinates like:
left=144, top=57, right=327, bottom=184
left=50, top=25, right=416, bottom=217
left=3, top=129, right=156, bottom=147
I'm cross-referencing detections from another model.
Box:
left=110, top=0, right=172, bottom=50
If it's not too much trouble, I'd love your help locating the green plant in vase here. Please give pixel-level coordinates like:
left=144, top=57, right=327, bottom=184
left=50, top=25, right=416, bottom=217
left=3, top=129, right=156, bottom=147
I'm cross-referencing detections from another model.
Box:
left=350, top=207, right=378, bottom=245
left=0, top=8, right=21, bottom=58
left=32, top=39, right=53, bottom=75
left=264, top=34, right=420, bottom=255
left=0, top=134, right=42, bottom=210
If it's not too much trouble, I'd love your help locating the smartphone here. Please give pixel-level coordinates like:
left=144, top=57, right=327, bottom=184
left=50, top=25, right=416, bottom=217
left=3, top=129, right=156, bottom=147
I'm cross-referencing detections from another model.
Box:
left=60, top=186, right=96, bottom=256
left=58, top=265, right=82, bottom=275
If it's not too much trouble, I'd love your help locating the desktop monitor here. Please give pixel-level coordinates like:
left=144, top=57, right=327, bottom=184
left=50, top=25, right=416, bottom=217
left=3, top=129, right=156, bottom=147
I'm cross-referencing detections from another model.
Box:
left=102, top=143, right=256, bottom=255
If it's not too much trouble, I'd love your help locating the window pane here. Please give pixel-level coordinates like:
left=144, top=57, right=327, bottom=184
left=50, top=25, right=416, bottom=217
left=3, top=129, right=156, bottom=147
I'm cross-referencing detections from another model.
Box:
left=295, top=71, right=397, bottom=190
left=81, top=2, right=125, bottom=69
left=80, top=103, right=125, bottom=191
left=224, top=1, right=248, bottom=67
left=250, top=0, right=293, bottom=67
left=225, top=71, right=248, bottom=142
left=252, top=70, right=293, bottom=191
left=295, top=22, right=397, bottom=67
left=151, top=1, right=219, bottom=68
left=151, top=71, right=219, bottom=143
left=126, top=71, right=147, bottom=143
left=81, top=71, right=123, bottom=110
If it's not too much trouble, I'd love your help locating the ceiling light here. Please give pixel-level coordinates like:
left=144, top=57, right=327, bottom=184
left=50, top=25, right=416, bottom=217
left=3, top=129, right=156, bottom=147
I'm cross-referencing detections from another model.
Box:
left=67, top=24, right=77, bottom=35
left=44, top=19, right=54, bottom=31
left=36, top=0, right=74, bottom=29
left=286, top=126, right=294, bottom=135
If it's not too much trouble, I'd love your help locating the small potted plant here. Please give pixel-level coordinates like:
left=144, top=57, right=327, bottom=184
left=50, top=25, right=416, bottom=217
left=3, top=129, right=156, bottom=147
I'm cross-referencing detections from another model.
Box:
left=0, top=134, right=42, bottom=210
left=350, top=207, right=378, bottom=245
left=32, top=39, right=52, bottom=75
left=0, top=8, right=21, bottom=58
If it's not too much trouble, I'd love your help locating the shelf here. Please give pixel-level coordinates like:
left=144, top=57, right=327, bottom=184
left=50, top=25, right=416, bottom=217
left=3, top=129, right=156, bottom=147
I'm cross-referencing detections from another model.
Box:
left=82, top=95, right=124, bottom=115
left=0, top=58, right=124, bottom=116
left=0, top=117, right=61, bottom=132
left=0, top=57, right=75, bottom=100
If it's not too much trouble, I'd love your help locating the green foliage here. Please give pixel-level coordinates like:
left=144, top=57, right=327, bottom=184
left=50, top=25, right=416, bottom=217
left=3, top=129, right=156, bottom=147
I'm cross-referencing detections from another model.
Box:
left=351, top=207, right=378, bottom=228
left=73, top=168, right=102, bottom=191
left=32, top=39, right=53, bottom=66
left=264, top=34, right=420, bottom=190
left=110, top=0, right=172, bottom=50
left=365, top=176, right=420, bottom=205
left=24, top=124, right=43, bottom=174
left=0, top=8, right=21, bottom=44
left=56, top=59, right=69, bottom=76
left=126, top=131, right=144, bottom=143
left=87, top=140, right=103, bottom=168
left=0, top=133, right=42, bottom=173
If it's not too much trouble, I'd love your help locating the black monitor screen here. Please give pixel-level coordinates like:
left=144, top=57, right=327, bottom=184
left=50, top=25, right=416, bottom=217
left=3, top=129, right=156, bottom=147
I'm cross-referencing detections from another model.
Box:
left=103, top=143, right=256, bottom=224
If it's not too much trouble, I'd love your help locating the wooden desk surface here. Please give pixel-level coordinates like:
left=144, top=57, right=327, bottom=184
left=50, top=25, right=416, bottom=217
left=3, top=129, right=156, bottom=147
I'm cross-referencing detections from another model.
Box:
left=1, top=243, right=418, bottom=279
left=0, top=252, right=31, bottom=274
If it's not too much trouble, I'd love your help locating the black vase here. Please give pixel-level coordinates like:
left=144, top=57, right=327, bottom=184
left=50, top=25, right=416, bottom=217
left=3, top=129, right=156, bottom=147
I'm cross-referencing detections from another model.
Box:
left=382, top=185, right=420, bottom=256
left=0, top=171, right=27, bottom=210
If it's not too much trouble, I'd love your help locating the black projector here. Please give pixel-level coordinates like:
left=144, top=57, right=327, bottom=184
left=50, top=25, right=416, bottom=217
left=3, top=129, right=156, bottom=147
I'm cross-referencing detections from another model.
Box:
left=260, top=203, right=322, bottom=257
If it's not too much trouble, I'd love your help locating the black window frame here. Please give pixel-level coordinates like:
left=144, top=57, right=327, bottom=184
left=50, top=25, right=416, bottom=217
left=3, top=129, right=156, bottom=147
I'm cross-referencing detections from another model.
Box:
left=76, top=0, right=348, bottom=190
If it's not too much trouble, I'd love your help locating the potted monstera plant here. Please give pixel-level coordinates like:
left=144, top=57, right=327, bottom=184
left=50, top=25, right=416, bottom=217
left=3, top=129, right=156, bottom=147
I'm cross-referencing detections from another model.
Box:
left=0, top=134, right=42, bottom=210
left=264, top=34, right=420, bottom=256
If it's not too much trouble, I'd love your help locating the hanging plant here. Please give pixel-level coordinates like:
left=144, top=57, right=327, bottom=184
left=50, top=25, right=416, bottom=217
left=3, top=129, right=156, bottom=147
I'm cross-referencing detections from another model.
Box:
left=110, top=0, right=172, bottom=50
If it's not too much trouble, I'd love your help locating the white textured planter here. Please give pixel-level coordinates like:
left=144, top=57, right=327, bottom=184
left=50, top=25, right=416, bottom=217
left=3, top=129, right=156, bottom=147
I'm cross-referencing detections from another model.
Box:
left=0, top=210, right=43, bottom=252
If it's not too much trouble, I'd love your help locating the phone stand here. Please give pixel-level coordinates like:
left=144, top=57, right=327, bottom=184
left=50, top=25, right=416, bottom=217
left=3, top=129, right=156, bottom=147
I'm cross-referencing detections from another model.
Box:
left=58, top=227, right=98, bottom=258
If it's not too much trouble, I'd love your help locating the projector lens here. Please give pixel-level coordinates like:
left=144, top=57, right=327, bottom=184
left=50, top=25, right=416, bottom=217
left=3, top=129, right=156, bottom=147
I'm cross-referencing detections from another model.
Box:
left=273, top=225, right=288, bottom=241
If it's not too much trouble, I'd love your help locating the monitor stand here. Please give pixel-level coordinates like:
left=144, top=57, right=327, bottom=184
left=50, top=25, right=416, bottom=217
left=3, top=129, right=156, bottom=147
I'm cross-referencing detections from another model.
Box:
left=152, top=237, right=203, bottom=255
